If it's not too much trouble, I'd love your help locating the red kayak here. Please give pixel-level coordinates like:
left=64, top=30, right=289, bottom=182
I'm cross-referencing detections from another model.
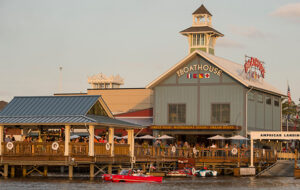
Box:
left=103, top=169, right=163, bottom=183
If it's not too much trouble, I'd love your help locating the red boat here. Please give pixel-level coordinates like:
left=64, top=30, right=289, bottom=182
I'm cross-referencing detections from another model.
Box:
left=102, top=169, right=163, bottom=183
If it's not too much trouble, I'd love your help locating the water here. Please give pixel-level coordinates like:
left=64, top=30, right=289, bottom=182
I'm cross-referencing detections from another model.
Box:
left=0, top=177, right=299, bottom=190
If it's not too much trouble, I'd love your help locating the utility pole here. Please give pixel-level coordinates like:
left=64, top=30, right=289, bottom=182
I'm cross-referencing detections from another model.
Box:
left=59, top=66, right=63, bottom=93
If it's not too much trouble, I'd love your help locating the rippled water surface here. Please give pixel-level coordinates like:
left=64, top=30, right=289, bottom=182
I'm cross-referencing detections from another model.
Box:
left=0, top=177, right=300, bottom=190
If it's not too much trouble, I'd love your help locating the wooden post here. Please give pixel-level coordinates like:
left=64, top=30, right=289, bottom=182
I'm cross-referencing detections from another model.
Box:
left=90, top=164, right=94, bottom=179
left=4, top=164, right=8, bottom=177
left=22, top=166, right=27, bottom=177
left=237, top=149, right=241, bottom=168
left=89, top=125, right=95, bottom=157
left=68, top=165, right=73, bottom=178
left=0, top=125, right=3, bottom=156
left=43, top=166, right=48, bottom=177
left=127, top=129, right=134, bottom=158
left=295, top=149, right=298, bottom=169
left=108, top=164, right=112, bottom=174
left=250, top=138, right=254, bottom=167
left=11, top=166, right=15, bottom=178
left=64, top=125, right=71, bottom=156
left=108, top=127, right=114, bottom=156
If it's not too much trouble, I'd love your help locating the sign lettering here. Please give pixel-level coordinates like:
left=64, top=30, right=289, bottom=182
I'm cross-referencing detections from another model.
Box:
left=244, top=56, right=265, bottom=79
left=176, top=64, right=222, bottom=78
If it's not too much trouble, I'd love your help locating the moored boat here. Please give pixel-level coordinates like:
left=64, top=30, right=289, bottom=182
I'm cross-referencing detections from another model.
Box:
left=166, top=168, right=195, bottom=177
left=102, top=169, right=163, bottom=183
left=195, top=168, right=218, bottom=177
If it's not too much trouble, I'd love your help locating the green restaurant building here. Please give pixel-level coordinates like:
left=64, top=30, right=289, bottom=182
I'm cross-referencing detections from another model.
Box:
left=146, top=5, right=285, bottom=143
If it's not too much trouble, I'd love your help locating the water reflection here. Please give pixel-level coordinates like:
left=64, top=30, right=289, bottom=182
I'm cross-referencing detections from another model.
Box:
left=0, top=177, right=299, bottom=190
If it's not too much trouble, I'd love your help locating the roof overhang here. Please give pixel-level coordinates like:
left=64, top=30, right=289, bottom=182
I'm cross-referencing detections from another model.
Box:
left=146, top=50, right=285, bottom=97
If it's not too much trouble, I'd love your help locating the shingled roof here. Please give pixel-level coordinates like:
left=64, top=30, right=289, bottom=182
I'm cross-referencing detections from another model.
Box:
left=180, top=26, right=224, bottom=36
left=0, top=95, right=143, bottom=128
left=193, top=4, right=212, bottom=16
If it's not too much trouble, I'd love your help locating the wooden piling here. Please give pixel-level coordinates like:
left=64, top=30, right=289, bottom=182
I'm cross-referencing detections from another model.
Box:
left=11, top=166, right=15, bottom=178
left=3, top=164, right=8, bottom=177
left=90, top=164, right=94, bottom=179
left=22, top=166, right=27, bottom=177
left=68, top=165, right=73, bottom=178
left=43, top=166, right=48, bottom=177
left=108, top=164, right=112, bottom=174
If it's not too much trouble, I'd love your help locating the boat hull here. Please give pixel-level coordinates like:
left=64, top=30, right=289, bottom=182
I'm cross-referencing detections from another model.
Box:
left=103, top=174, right=163, bottom=183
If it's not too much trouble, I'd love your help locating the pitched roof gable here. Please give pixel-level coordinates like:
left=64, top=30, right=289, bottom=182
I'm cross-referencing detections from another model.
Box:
left=146, top=50, right=284, bottom=96
left=193, top=4, right=212, bottom=16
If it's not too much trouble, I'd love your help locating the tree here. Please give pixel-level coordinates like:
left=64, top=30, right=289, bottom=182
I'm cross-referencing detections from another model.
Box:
left=282, top=98, right=300, bottom=128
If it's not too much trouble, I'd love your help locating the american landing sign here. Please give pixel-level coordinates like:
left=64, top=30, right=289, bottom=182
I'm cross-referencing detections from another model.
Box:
left=250, top=131, right=300, bottom=140
left=176, top=64, right=222, bottom=78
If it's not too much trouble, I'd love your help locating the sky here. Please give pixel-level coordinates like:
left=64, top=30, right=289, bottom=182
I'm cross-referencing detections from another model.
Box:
left=0, top=0, right=300, bottom=103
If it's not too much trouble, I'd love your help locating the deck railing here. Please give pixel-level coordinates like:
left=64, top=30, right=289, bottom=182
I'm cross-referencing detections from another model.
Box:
left=114, top=144, right=130, bottom=156
left=2, top=142, right=65, bottom=156
left=134, top=146, right=277, bottom=163
left=276, top=151, right=300, bottom=160
left=94, top=143, right=110, bottom=156
left=69, top=142, right=88, bottom=156
left=0, top=142, right=130, bottom=157
left=0, top=142, right=277, bottom=164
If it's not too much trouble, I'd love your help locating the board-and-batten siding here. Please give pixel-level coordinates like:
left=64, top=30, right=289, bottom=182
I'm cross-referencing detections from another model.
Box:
left=247, top=92, right=281, bottom=131
left=154, top=86, right=198, bottom=125
left=153, top=54, right=281, bottom=133
left=199, top=85, right=244, bottom=126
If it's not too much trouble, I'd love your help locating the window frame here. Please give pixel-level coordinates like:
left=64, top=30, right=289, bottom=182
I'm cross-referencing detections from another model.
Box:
left=168, top=103, right=186, bottom=124
left=266, top=96, right=272, bottom=105
left=211, top=103, right=231, bottom=124
left=274, top=98, right=280, bottom=107
left=257, top=93, right=263, bottom=103
left=192, top=34, right=206, bottom=47
left=248, top=92, right=255, bottom=101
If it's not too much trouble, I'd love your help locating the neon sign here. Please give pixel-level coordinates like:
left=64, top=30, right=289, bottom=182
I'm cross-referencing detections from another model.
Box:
left=244, top=56, right=265, bottom=79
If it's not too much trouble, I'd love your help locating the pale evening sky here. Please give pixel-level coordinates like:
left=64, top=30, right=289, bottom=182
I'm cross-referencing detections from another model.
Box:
left=0, top=0, right=300, bottom=102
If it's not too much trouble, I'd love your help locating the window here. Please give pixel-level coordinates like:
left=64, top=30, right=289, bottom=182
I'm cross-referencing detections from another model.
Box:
left=168, top=104, right=186, bottom=124
left=266, top=96, right=272, bottom=105
left=211, top=104, right=230, bottom=124
left=248, top=92, right=255, bottom=101
left=274, top=98, right=279, bottom=107
left=257, top=94, right=263, bottom=103
left=192, top=34, right=206, bottom=46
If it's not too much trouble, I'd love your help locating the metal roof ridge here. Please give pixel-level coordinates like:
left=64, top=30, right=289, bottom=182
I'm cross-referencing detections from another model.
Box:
left=0, top=115, right=86, bottom=118
left=13, top=95, right=101, bottom=98
left=82, top=115, right=97, bottom=122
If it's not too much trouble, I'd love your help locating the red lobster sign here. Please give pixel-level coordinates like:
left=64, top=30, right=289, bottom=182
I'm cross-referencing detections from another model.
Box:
left=244, top=57, right=265, bottom=79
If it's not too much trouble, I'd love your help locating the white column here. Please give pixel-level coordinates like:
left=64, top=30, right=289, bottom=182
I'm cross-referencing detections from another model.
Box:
left=89, top=125, right=95, bottom=156
left=0, top=125, right=3, bottom=156
left=64, top=125, right=70, bottom=156
left=127, top=129, right=134, bottom=158
left=108, top=127, right=114, bottom=156
left=250, top=138, right=254, bottom=167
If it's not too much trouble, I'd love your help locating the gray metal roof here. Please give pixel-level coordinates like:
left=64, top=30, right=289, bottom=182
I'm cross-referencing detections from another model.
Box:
left=0, top=95, right=100, bottom=117
left=0, top=95, right=143, bottom=128
left=0, top=116, right=94, bottom=124
left=87, top=115, right=142, bottom=128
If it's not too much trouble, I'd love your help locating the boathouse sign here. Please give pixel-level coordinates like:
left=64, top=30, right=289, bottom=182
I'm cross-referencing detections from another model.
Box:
left=176, top=64, right=222, bottom=78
